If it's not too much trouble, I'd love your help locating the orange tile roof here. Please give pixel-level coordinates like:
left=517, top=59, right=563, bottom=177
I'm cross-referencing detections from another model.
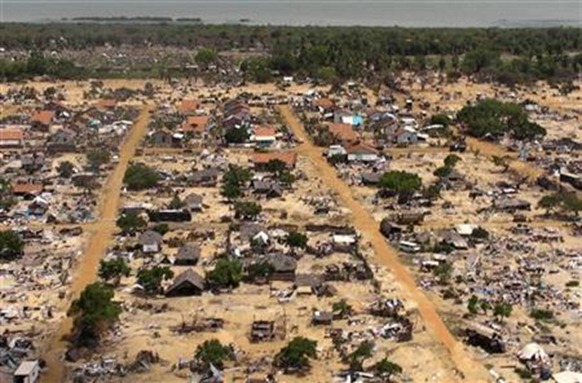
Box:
left=0, top=129, right=24, bottom=141
left=253, top=126, right=276, bottom=137
left=251, top=151, right=297, bottom=168
left=31, top=110, right=55, bottom=126
left=182, top=116, right=209, bottom=133
left=328, top=123, right=358, bottom=142
left=178, top=99, right=201, bottom=114
left=11, top=183, right=43, bottom=194
left=347, top=142, right=379, bottom=155
left=314, top=98, right=334, bottom=109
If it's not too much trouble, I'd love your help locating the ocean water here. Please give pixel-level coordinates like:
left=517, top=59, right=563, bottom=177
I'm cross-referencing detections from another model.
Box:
left=1, top=0, right=581, bottom=27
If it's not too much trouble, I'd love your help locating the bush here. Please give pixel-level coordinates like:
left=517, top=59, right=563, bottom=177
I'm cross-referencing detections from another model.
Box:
left=116, top=212, right=147, bottom=235
left=57, top=161, right=75, bottom=178
left=224, top=127, right=249, bottom=144
left=98, top=258, right=131, bottom=285
left=0, top=230, right=25, bottom=261
left=194, top=339, right=233, bottom=370
left=379, top=171, right=422, bottom=196
left=234, top=201, right=262, bottom=220
left=565, top=280, right=579, bottom=287
left=124, top=163, right=160, bottom=191
left=136, top=266, right=174, bottom=295
left=530, top=309, right=554, bottom=321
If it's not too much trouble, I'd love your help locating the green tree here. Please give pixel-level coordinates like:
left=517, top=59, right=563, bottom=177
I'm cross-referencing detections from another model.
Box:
left=470, top=227, right=490, bottom=240
left=444, top=154, right=461, bottom=168
left=87, top=149, right=111, bottom=171
left=136, top=266, right=174, bottom=295
left=116, top=212, right=147, bottom=235
left=374, top=358, right=403, bottom=381
left=562, top=192, right=582, bottom=217
left=168, top=194, right=185, bottom=209
left=98, top=258, right=131, bottom=286
left=246, top=261, right=275, bottom=282
left=206, top=258, right=243, bottom=289
left=224, top=127, right=250, bottom=144
left=275, top=337, right=318, bottom=373
left=151, top=223, right=169, bottom=235
left=433, top=166, right=452, bottom=178
left=379, top=171, right=422, bottom=196
left=457, top=99, right=546, bottom=141
left=493, top=302, right=512, bottom=322
left=221, top=181, right=242, bottom=200
left=265, top=159, right=287, bottom=174
left=234, top=201, right=262, bottom=220
left=124, top=163, right=160, bottom=191
left=285, top=231, right=308, bottom=252
left=195, top=48, right=218, bottom=69
left=57, top=161, right=75, bottom=178
left=433, top=262, right=453, bottom=285
left=347, top=340, right=374, bottom=371
left=538, top=194, right=562, bottom=215
left=332, top=299, right=352, bottom=319
left=530, top=308, right=554, bottom=321
left=423, top=184, right=442, bottom=200
left=278, top=171, right=296, bottom=186
left=223, top=165, right=252, bottom=187
left=467, top=295, right=479, bottom=315
left=0, top=230, right=25, bottom=261
left=194, top=339, right=233, bottom=370
left=68, top=282, right=121, bottom=347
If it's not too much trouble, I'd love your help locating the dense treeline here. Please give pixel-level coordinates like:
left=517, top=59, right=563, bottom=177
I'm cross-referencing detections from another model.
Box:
left=0, top=24, right=581, bottom=85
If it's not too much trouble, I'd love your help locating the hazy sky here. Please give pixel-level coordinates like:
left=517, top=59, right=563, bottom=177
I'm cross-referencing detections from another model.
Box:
left=2, top=0, right=581, bottom=26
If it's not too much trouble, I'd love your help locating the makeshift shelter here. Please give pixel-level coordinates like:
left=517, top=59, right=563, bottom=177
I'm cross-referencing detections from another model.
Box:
left=174, top=245, right=200, bottom=266
left=165, top=269, right=205, bottom=297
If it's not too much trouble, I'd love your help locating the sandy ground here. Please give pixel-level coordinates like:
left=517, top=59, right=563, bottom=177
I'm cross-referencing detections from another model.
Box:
left=278, top=105, right=490, bottom=382
left=41, top=104, right=155, bottom=383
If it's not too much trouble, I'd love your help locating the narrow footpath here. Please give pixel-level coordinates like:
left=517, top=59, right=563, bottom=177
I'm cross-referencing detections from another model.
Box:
left=279, top=105, right=490, bottom=383
left=42, top=104, right=154, bottom=382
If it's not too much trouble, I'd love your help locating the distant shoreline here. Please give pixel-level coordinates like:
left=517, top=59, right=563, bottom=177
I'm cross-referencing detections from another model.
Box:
left=4, top=17, right=580, bottom=28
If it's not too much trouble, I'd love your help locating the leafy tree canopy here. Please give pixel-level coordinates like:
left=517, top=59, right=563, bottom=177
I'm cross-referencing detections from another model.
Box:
left=206, top=258, right=243, bottom=289
left=0, top=230, right=25, bottom=261
left=68, top=282, right=121, bottom=347
left=98, top=258, right=131, bottom=285
left=457, top=99, right=546, bottom=141
left=379, top=171, right=422, bottom=195
left=124, top=163, right=160, bottom=191
left=136, top=266, right=174, bottom=295
left=195, top=339, right=233, bottom=370
left=116, top=212, right=147, bottom=235
left=275, top=337, right=318, bottom=373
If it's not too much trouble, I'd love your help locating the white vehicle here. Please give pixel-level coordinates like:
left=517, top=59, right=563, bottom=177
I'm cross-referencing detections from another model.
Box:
left=399, top=240, right=421, bottom=253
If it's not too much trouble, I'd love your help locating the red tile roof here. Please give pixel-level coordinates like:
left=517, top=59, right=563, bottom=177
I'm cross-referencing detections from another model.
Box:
left=328, top=123, right=358, bottom=143
left=31, top=110, right=55, bottom=126
left=178, top=99, right=201, bottom=114
left=11, top=183, right=43, bottom=194
left=0, top=129, right=24, bottom=141
left=253, top=126, right=276, bottom=137
left=251, top=151, right=297, bottom=168
left=97, top=99, right=117, bottom=109
left=347, top=142, right=379, bottom=155
left=314, top=98, right=334, bottom=109
left=182, top=116, right=209, bottom=133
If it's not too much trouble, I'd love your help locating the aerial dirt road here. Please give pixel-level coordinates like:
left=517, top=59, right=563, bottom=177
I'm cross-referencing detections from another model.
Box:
left=279, top=106, right=489, bottom=383
left=42, top=104, right=154, bottom=382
